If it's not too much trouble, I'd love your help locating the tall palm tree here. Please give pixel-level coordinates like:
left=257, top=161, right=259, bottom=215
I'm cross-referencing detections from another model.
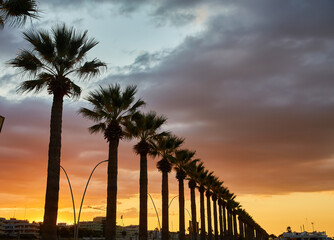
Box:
left=226, top=198, right=237, bottom=240
left=196, top=169, right=212, bottom=240
left=80, top=84, right=145, bottom=240
left=217, top=187, right=230, bottom=240
left=171, top=149, right=198, bottom=240
left=236, top=208, right=245, bottom=240
left=221, top=188, right=235, bottom=240
left=205, top=173, right=218, bottom=240
left=0, top=0, right=38, bottom=28
left=217, top=198, right=224, bottom=240
left=124, top=111, right=167, bottom=240
left=186, top=161, right=205, bottom=240
left=211, top=180, right=223, bottom=240
left=10, top=24, right=105, bottom=240
left=229, top=200, right=240, bottom=240
left=150, top=135, right=184, bottom=240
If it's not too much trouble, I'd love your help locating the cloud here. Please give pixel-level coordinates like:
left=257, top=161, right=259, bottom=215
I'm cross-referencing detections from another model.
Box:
left=100, top=1, right=334, bottom=194
left=1, top=1, right=334, bottom=210
left=38, top=0, right=217, bottom=27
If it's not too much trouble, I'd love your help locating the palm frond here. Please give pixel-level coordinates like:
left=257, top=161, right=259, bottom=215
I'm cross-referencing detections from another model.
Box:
left=68, top=81, right=81, bottom=99
left=88, top=122, right=106, bottom=134
left=52, top=24, right=73, bottom=57
left=76, top=37, right=99, bottom=63
left=17, top=74, right=51, bottom=94
left=1, top=0, right=38, bottom=27
left=79, top=107, right=103, bottom=122
left=26, top=29, right=55, bottom=63
left=9, top=49, right=42, bottom=73
left=77, top=59, right=106, bottom=79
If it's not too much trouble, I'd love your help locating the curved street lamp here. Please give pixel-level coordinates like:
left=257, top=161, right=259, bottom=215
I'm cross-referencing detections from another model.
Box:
left=60, top=160, right=108, bottom=240
left=75, top=159, right=108, bottom=240
left=60, top=165, right=76, bottom=238
left=147, top=193, right=161, bottom=230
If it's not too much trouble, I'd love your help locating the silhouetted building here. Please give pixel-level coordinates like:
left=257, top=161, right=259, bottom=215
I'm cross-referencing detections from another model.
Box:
left=2, top=218, right=39, bottom=237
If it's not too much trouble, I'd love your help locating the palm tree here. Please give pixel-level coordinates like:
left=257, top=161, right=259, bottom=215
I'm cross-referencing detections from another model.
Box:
left=10, top=24, right=105, bottom=240
left=211, top=180, right=223, bottom=240
left=217, top=198, right=224, bottom=240
left=196, top=169, right=212, bottom=240
left=205, top=174, right=218, bottom=240
left=171, top=149, right=198, bottom=240
left=124, top=111, right=167, bottom=240
left=80, top=84, right=145, bottom=240
left=0, top=0, right=38, bottom=28
left=186, top=161, right=205, bottom=240
left=217, top=187, right=230, bottom=240
left=229, top=200, right=240, bottom=240
left=236, top=208, right=245, bottom=240
left=226, top=198, right=237, bottom=240
left=150, top=135, right=184, bottom=240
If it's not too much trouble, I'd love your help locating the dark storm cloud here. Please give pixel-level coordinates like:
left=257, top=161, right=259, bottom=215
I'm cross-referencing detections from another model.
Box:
left=102, top=1, right=334, bottom=194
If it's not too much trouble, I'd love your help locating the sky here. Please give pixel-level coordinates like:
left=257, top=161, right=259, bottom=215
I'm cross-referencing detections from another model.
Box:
left=1, top=0, right=334, bottom=237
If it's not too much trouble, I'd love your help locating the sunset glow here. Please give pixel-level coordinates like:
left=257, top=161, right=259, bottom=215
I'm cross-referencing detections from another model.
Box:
left=1, top=0, right=334, bottom=239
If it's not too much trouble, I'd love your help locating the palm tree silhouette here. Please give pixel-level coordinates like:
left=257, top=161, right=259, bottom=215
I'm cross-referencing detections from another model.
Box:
left=151, top=135, right=184, bottom=240
left=171, top=149, right=198, bottom=240
left=124, top=111, right=167, bottom=240
left=80, top=84, right=145, bottom=240
left=205, top=173, right=218, bottom=240
left=196, top=168, right=212, bottom=240
left=10, top=24, right=105, bottom=240
left=186, top=161, right=205, bottom=240
left=211, top=180, right=223, bottom=240
left=0, top=0, right=38, bottom=28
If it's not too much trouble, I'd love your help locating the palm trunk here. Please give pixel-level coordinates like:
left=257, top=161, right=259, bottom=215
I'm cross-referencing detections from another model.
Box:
left=105, top=138, right=119, bottom=240
left=238, top=217, right=244, bottom=240
left=245, top=223, right=249, bottom=240
left=222, top=202, right=226, bottom=239
left=206, top=192, right=212, bottom=240
left=189, top=180, right=197, bottom=240
left=178, top=177, right=185, bottom=240
left=218, top=200, right=223, bottom=240
left=199, top=187, right=206, bottom=240
left=139, top=152, right=148, bottom=240
left=213, top=197, right=218, bottom=240
left=42, top=93, right=63, bottom=240
left=227, top=208, right=232, bottom=239
left=233, top=212, right=237, bottom=240
left=162, top=171, right=169, bottom=240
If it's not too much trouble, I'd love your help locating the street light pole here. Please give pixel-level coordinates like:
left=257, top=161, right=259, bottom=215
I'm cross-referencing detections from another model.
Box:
left=148, top=193, right=161, bottom=231
left=60, top=165, right=76, bottom=238
left=75, top=159, right=108, bottom=240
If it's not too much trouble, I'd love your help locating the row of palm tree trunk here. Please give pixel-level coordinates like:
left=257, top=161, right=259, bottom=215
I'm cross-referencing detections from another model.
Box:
left=10, top=22, right=269, bottom=240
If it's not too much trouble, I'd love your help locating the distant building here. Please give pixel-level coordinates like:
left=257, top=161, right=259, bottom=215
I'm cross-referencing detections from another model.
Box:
left=277, top=231, right=330, bottom=240
left=79, top=220, right=104, bottom=232
left=2, top=218, right=39, bottom=237
left=0, top=218, right=5, bottom=235
left=117, top=225, right=139, bottom=240
left=93, top=216, right=106, bottom=223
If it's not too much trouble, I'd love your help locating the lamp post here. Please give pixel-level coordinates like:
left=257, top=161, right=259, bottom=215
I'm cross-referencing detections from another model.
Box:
left=60, top=165, right=76, bottom=238
left=75, top=159, right=108, bottom=240
left=59, top=160, right=109, bottom=240
left=0, top=115, right=5, bottom=133
left=148, top=193, right=161, bottom=230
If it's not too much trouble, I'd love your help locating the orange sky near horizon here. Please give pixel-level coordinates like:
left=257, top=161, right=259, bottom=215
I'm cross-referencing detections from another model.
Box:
left=0, top=158, right=333, bottom=237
